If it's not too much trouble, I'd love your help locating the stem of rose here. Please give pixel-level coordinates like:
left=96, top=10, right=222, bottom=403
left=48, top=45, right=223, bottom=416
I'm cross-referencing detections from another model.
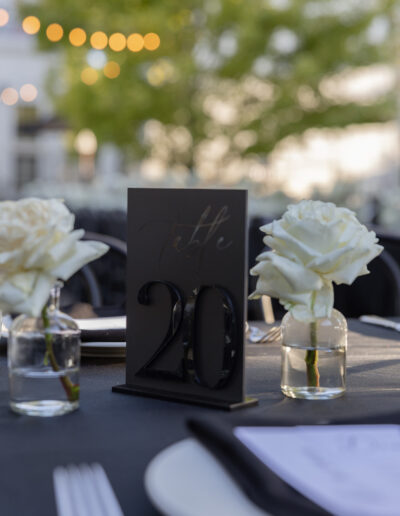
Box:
left=41, top=306, right=79, bottom=402
left=305, top=320, right=320, bottom=387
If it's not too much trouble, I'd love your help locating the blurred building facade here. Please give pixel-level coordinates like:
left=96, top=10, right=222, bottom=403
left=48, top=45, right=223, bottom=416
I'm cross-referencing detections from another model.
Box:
left=0, top=0, right=64, bottom=197
left=0, top=0, right=123, bottom=199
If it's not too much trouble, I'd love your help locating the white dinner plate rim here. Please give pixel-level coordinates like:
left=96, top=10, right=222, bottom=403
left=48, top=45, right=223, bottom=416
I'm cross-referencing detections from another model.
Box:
left=144, top=437, right=269, bottom=516
left=80, top=341, right=126, bottom=349
left=80, top=341, right=126, bottom=358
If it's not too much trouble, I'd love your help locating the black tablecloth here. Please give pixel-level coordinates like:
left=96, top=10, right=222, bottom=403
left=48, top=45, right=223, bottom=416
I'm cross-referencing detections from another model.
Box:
left=1, top=319, right=400, bottom=515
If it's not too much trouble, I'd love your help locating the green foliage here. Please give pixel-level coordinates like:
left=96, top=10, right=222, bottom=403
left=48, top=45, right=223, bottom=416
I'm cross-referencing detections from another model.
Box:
left=21, top=0, right=397, bottom=167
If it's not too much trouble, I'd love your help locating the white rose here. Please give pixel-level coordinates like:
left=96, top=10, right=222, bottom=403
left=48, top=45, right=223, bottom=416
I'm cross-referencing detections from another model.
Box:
left=250, top=200, right=383, bottom=322
left=0, top=198, right=109, bottom=317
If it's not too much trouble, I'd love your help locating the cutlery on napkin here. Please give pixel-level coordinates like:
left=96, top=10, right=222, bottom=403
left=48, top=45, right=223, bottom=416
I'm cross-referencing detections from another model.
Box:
left=359, top=315, right=400, bottom=332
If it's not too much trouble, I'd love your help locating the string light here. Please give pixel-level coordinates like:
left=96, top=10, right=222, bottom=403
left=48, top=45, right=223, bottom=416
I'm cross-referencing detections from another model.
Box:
left=46, top=23, right=63, bottom=42
left=127, top=33, right=144, bottom=52
left=81, top=67, right=98, bottom=85
left=1, top=88, right=18, bottom=105
left=19, top=17, right=161, bottom=57
left=90, top=31, right=108, bottom=50
left=144, top=33, right=160, bottom=51
left=0, top=8, right=9, bottom=27
left=109, top=32, right=126, bottom=52
left=20, top=84, right=38, bottom=102
left=22, top=16, right=40, bottom=35
left=103, top=61, right=120, bottom=79
left=69, top=27, right=86, bottom=46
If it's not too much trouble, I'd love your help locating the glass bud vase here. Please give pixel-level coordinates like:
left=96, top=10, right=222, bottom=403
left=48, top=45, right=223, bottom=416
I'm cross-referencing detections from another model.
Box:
left=8, top=283, right=81, bottom=417
left=281, top=309, right=347, bottom=400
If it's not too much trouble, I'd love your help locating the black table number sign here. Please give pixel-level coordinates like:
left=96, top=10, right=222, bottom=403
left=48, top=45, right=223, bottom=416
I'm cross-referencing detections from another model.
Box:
left=113, top=188, right=258, bottom=410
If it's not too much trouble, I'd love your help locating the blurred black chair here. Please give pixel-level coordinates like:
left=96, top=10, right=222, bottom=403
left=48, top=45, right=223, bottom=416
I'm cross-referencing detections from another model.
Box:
left=61, top=231, right=127, bottom=318
left=334, top=242, right=400, bottom=318
left=73, top=209, right=127, bottom=242
left=370, top=226, right=400, bottom=269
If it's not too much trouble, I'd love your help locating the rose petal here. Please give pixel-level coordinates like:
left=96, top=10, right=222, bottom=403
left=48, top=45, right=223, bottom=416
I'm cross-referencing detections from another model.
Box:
left=250, top=253, right=323, bottom=300
left=50, top=240, right=109, bottom=281
left=45, top=230, right=85, bottom=267
left=12, top=273, right=56, bottom=317
left=313, top=281, right=334, bottom=319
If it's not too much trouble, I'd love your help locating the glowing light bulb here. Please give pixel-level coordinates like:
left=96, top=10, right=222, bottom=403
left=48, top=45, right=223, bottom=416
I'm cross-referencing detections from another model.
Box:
left=144, top=33, right=160, bottom=51
left=103, top=61, right=120, bottom=79
left=109, top=32, right=126, bottom=52
left=127, top=33, right=144, bottom=52
left=1, top=88, right=18, bottom=105
left=22, top=16, right=40, bottom=35
left=69, top=27, right=87, bottom=46
left=20, top=84, right=38, bottom=102
left=0, top=9, right=9, bottom=27
left=46, top=23, right=63, bottom=42
left=81, top=67, right=98, bottom=85
left=90, top=31, right=108, bottom=50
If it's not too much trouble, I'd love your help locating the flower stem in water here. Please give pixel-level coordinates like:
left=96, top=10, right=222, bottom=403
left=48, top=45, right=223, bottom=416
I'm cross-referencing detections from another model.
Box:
left=305, top=320, right=320, bottom=387
left=41, top=306, right=79, bottom=402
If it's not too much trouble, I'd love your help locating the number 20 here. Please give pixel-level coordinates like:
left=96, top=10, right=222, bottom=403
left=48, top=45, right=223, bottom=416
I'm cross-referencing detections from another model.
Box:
left=136, top=281, right=238, bottom=390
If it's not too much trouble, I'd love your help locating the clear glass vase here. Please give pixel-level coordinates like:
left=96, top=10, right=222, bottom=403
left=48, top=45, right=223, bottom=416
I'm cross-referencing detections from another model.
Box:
left=8, top=283, right=81, bottom=416
left=281, top=309, right=347, bottom=400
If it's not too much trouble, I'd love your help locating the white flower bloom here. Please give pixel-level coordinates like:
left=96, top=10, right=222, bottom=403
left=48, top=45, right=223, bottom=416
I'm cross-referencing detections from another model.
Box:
left=250, top=200, right=383, bottom=322
left=0, top=198, right=109, bottom=317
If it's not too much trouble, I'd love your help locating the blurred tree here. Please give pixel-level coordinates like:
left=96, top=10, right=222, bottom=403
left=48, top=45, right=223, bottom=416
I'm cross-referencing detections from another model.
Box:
left=21, top=0, right=397, bottom=179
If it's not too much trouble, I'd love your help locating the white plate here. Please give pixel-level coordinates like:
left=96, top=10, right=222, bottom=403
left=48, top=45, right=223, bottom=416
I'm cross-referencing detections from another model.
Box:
left=76, top=316, right=126, bottom=331
left=1, top=316, right=126, bottom=339
left=81, top=341, right=126, bottom=348
left=144, top=438, right=269, bottom=516
left=80, top=341, right=126, bottom=358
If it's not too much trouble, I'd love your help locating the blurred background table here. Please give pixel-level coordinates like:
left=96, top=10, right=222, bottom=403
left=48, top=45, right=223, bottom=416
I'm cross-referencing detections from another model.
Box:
left=0, top=319, right=400, bottom=515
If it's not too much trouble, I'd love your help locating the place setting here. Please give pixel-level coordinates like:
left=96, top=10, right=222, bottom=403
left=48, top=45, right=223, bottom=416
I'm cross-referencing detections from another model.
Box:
left=77, top=316, right=126, bottom=358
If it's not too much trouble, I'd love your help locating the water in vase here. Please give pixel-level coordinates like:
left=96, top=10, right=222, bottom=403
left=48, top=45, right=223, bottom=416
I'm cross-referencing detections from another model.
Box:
left=281, top=342, right=346, bottom=400
left=8, top=332, right=80, bottom=417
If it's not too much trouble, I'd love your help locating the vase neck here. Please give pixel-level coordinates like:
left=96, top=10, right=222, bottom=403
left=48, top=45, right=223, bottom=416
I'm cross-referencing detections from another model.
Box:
left=48, top=281, right=63, bottom=312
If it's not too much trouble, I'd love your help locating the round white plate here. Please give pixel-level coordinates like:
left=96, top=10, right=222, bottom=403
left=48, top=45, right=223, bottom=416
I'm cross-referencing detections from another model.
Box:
left=80, top=341, right=126, bottom=358
left=81, top=341, right=126, bottom=348
left=76, top=316, right=126, bottom=331
left=144, top=438, right=269, bottom=516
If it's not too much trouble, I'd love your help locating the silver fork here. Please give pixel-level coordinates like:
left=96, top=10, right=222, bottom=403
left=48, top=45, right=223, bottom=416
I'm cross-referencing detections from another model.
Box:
left=53, top=463, right=124, bottom=516
left=247, top=325, right=281, bottom=344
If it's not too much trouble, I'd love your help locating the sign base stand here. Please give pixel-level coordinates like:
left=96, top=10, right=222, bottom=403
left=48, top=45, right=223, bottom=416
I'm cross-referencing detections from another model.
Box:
left=112, top=384, right=258, bottom=411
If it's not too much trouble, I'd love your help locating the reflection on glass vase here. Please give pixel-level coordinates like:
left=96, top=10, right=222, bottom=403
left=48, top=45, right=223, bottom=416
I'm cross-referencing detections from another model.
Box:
left=8, top=282, right=80, bottom=417
left=281, top=309, right=347, bottom=400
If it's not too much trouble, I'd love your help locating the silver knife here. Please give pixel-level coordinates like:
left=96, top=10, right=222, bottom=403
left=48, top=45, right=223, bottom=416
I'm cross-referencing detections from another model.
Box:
left=359, top=315, right=400, bottom=332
